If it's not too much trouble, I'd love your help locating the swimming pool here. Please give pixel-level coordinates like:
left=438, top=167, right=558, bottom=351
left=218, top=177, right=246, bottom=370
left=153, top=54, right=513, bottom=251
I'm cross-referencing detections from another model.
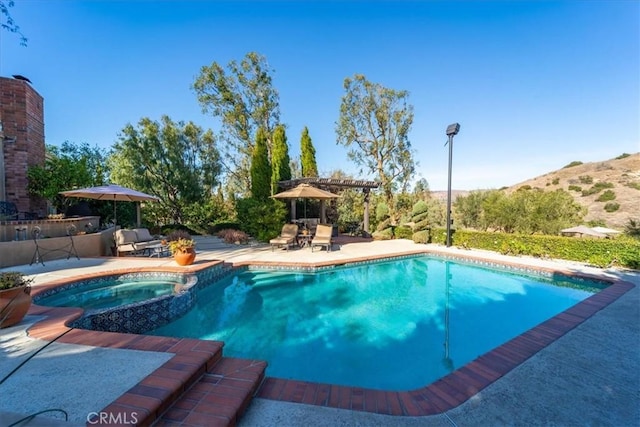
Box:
left=149, top=256, right=605, bottom=390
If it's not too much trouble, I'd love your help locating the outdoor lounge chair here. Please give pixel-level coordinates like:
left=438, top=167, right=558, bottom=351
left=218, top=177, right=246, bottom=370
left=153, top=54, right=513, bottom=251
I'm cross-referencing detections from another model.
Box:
left=311, top=224, right=333, bottom=252
left=270, top=223, right=299, bottom=251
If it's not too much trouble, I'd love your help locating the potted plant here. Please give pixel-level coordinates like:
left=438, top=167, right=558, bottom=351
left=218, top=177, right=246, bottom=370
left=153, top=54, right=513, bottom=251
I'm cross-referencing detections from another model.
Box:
left=167, top=230, right=196, bottom=266
left=0, top=272, right=33, bottom=328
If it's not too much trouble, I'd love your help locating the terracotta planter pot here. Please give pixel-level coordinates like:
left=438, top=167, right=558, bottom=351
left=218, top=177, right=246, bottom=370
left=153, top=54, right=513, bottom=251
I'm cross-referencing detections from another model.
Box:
left=174, top=248, right=196, bottom=266
left=0, top=285, right=32, bottom=328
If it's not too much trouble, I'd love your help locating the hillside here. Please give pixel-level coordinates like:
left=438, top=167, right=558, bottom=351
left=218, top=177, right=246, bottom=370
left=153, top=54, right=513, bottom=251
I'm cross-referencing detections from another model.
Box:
left=506, top=153, right=640, bottom=229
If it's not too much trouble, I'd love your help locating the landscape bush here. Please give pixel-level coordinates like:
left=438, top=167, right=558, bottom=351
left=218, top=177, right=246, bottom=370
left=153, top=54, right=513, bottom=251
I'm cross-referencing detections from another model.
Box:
left=394, top=226, right=413, bottom=239
left=568, top=185, right=582, bottom=192
left=596, top=190, right=616, bottom=202
left=626, top=182, right=640, bottom=191
left=563, top=161, right=583, bottom=168
left=235, top=197, right=287, bottom=242
left=582, top=181, right=614, bottom=196
left=579, top=175, right=593, bottom=184
left=217, top=228, right=249, bottom=244
left=412, top=229, right=640, bottom=269
left=604, top=202, right=620, bottom=212
left=372, top=228, right=394, bottom=240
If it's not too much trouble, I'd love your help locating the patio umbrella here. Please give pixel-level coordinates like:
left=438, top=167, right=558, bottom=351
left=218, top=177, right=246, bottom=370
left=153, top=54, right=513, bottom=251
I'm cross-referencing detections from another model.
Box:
left=272, top=183, right=339, bottom=220
left=590, top=226, right=621, bottom=236
left=560, top=225, right=607, bottom=238
left=60, top=184, right=159, bottom=227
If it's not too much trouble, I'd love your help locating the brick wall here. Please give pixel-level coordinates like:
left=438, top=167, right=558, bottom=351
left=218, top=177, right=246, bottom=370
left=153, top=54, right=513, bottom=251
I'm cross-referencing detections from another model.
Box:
left=0, top=76, right=46, bottom=217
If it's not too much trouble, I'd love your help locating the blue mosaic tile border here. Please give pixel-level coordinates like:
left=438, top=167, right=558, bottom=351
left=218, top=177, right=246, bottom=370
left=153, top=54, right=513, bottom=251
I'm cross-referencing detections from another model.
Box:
left=245, top=252, right=611, bottom=287
left=38, top=264, right=234, bottom=334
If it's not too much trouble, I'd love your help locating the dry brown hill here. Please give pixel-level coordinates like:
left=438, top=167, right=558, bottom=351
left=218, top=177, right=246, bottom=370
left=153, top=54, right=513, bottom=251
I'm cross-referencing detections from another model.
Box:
left=506, top=153, right=640, bottom=229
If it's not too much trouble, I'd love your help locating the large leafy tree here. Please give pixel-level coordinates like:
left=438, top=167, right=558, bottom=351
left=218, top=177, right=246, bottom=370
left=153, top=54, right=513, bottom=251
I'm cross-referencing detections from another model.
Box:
left=336, top=74, right=416, bottom=223
left=250, top=127, right=271, bottom=200
left=270, top=124, right=291, bottom=194
left=455, top=188, right=585, bottom=234
left=193, top=52, right=280, bottom=194
left=109, top=116, right=221, bottom=225
left=27, top=141, right=108, bottom=212
left=0, top=0, right=27, bottom=45
left=300, top=126, right=318, bottom=177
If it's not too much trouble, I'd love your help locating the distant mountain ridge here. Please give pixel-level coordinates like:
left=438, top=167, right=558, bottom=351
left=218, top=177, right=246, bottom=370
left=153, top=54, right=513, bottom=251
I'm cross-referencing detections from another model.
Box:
left=430, top=152, right=639, bottom=229
left=506, top=153, right=639, bottom=229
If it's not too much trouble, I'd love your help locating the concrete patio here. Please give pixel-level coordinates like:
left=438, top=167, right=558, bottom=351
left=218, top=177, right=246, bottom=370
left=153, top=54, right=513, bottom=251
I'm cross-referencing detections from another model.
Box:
left=0, top=237, right=638, bottom=426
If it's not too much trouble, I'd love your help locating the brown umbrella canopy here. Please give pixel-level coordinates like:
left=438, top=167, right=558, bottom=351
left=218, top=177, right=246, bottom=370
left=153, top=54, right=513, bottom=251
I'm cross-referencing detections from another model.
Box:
left=60, top=184, right=159, bottom=226
left=272, top=183, right=339, bottom=200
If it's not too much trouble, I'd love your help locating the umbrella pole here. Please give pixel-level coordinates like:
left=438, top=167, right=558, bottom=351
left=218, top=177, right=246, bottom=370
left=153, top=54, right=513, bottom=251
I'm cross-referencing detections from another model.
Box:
left=113, top=198, right=117, bottom=229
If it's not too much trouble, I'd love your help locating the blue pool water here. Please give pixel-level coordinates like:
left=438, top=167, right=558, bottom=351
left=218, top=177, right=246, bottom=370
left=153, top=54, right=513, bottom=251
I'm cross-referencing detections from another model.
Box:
left=35, top=278, right=180, bottom=311
left=149, top=256, right=604, bottom=390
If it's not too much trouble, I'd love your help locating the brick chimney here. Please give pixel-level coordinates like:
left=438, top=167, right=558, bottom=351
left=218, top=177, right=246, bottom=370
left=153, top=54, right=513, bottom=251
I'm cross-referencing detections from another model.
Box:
left=0, top=75, right=46, bottom=217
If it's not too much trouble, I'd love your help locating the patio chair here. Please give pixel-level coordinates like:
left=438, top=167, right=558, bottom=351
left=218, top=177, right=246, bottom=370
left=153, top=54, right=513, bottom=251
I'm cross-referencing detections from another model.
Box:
left=270, top=223, right=299, bottom=251
left=311, top=224, right=333, bottom=252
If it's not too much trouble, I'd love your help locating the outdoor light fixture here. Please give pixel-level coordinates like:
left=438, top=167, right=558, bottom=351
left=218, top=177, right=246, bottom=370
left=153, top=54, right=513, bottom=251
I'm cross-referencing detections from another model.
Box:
left=445, top=122, right=460, bottom=247
left=446, top=123, right=460, bottom=136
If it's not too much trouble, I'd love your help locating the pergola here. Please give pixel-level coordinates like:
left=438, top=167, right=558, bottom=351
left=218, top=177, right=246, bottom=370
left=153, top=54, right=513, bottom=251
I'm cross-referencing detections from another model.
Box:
left=277, top=177, right=379, bottom=232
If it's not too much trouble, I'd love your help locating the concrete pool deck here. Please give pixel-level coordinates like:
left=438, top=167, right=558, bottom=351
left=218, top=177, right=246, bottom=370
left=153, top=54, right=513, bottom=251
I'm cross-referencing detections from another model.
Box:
left=0, top=237, right=638, bottom=426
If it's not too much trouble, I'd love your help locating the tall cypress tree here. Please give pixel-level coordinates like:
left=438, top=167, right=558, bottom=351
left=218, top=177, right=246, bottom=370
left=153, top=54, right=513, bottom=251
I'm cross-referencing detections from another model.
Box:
left=271, top=124, right=292, bottom=194
left=250, top=127, right=272, bottom=200
left=300, top=126, right=318, bottom=177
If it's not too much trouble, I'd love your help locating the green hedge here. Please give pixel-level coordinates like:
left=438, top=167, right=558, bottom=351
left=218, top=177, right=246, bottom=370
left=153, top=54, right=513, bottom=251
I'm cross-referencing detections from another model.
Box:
left=394, top=226, right=414, bottom=239
left=412, top=228, right=639, bottom=269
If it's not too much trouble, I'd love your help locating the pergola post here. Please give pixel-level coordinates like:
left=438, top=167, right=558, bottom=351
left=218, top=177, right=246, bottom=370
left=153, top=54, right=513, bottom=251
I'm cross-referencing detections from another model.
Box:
left=363, top=189, right=370, bottom=234
left=320, top=200, right=326, bottom=223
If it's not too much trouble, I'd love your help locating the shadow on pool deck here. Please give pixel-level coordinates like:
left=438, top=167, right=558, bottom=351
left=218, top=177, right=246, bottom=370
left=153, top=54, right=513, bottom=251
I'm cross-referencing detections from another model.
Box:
left=0, top=237, right=638, bottom=426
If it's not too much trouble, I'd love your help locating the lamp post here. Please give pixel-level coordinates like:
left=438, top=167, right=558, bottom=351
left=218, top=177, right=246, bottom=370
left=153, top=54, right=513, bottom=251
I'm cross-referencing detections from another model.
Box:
left=445, top=123, right=460, bottom=247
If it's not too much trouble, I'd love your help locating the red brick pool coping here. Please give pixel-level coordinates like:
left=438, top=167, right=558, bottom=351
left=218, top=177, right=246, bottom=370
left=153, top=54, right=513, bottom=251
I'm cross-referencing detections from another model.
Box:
left=24, top=252, right=635, bottom=424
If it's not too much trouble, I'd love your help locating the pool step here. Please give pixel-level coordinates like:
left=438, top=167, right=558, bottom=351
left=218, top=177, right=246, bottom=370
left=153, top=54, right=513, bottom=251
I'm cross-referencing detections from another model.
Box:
left=154, top=357, right=267, bottom=426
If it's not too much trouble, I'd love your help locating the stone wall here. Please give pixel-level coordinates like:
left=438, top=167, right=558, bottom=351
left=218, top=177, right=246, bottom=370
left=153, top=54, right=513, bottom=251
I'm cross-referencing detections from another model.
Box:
left=0, top=226, right=115, bottom=268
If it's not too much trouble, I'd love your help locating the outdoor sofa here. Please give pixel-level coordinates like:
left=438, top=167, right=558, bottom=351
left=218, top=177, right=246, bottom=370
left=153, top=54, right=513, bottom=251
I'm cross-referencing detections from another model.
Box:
left=114, top=228, right=162, bottom=256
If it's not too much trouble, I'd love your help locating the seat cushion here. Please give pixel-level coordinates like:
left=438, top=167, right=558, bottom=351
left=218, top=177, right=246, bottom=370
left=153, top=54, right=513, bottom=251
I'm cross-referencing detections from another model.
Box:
left=115, top=230, right=138, bottom=245
left=133, top=228, right=154, bottom=242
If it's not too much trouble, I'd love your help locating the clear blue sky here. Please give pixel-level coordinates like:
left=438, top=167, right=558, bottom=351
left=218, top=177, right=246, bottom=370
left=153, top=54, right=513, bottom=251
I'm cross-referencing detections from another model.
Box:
left=1, top=0, right=638, bottom=190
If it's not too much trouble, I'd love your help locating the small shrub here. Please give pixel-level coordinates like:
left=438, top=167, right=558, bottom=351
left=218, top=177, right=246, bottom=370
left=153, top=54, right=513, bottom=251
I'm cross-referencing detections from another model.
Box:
left=596, top=190, right=616, bottom=202
left=166, top=229, right=192, bottom=242
left=626, top=182, right=640, bottom=191
left=563, top=161, right=583, bottom=168
left=0, top=272, right=33, bottom=290
left=376, top=218, right=391, bottom=232
left=583, top=182, right=614, bottom=196
left=568, top=185, right=582, bottom=192
left=518, top=185, right=532, bottom=191
left=604, top=202, right=620, bottom=212
left=394, top=226, right=413, bottom=239
left=217, top=229, right=249, bottom=244
left=615, top=153, right=631, bottom=160
left=372, top=228, right=394, bottom=240
left=579, top=175, right=593, bottom=184
left=411, top=201, right=429, bottom=216
left=552, top=178, right=560, bottom=185
left=412, top=230, right=430, bottom=244
left=625, top=219, right=640, bottom=238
